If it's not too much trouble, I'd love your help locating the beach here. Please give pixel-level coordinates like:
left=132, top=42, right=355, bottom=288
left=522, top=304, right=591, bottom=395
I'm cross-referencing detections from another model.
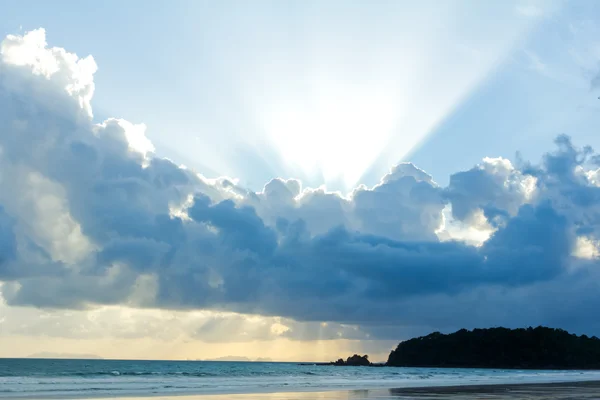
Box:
left=95, top=381, right=600, bottom=400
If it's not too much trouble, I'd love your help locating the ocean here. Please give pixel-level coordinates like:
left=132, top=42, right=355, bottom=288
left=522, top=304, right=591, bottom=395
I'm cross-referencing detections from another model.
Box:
left=2, top=358, right=600, bottom=399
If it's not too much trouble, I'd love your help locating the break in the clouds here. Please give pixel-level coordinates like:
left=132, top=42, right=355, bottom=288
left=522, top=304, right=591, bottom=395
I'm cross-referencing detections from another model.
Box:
left=0, top=29, right=600, bottom=341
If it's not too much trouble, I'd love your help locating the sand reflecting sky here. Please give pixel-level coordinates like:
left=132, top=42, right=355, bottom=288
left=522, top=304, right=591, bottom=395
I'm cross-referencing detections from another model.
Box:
left=100, top=381, right=600, bottom=400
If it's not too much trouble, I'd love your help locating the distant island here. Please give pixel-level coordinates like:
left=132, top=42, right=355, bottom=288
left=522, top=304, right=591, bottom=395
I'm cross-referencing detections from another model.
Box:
left=386, top=327, right=600, bottom=369
left=332, top=354, right=371, bottom=366
left=300, top=354, right=374, bottom=367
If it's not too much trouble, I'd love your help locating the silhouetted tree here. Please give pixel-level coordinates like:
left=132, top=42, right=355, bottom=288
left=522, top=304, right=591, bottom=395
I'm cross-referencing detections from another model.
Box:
left=386, top=326, right=600, bottom=369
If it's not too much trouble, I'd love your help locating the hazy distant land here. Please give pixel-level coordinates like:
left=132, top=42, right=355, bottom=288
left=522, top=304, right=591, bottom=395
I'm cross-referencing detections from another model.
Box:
left=26, top=352, right=103, bottom=360
left=203, top=356, right=273, bottom=362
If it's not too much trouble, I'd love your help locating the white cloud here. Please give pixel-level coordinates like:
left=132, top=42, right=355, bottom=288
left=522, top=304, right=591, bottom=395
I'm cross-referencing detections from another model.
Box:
left=95, top=119, right=155, bottom=158
left=588, top=168, right=600, bottom=186
left=573, top=236, right=600, bottom=260
left=516, top=4, right=544, bottom=18
left=1, top=28, right=97, bottom=116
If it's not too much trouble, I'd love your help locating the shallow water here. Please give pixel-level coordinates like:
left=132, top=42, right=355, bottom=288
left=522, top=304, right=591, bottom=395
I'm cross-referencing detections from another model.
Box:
left=2, top=358, right=600, bottom=399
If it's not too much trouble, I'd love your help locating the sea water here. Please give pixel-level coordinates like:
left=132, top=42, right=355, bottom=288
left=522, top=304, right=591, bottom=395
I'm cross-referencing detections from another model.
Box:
left=2, top=358, right=600, bottom=399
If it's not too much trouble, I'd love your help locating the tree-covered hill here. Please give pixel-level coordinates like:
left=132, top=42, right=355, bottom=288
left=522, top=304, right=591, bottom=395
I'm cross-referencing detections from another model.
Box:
left=387, top=327, right=600, bottom=369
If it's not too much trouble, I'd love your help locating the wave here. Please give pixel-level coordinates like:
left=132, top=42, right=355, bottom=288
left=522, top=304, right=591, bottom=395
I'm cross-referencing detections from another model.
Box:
left=75, top=371, right=220, bottom=378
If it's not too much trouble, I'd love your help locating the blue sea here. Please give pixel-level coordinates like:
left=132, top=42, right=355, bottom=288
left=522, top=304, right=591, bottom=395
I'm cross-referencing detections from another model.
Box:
left=2, top=358, right=600, bottom=399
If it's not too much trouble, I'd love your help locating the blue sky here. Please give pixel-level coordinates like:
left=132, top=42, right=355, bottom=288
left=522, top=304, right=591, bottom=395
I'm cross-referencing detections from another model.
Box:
left=1, top=1, right=600, bottom=361
left=5, top=0, right=598, bottom=190
left=408, top=2, right=600, bottom=185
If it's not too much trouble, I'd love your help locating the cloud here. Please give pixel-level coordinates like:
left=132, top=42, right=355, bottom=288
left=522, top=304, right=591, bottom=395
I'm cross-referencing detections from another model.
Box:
left=0, top=29, right=599, bottom=342
left=0, top=207, right=16, bottom=269
left=593, top=74, right=600, bottom=90
left=563, top=20, right=600, bottom=90
left=445, top=156, right=535, bottom=224
left=0, top=297, right=373, bottom=344
left=515, top=5, right=544, bottom=18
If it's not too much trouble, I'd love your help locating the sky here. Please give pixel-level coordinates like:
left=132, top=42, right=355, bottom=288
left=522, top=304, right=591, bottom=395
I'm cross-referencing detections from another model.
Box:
left=0, top=0, right=599, bottom=362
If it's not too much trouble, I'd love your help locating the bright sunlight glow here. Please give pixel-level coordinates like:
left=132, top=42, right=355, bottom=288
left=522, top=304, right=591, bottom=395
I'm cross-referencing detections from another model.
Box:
left=242, top=2, right=541, bottom=191
left=264, top=84, right=401, bottom=188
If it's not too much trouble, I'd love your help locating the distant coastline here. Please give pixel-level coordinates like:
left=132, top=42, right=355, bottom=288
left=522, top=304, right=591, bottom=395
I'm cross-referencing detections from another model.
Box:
left=26, top=352, right=103, bottom=360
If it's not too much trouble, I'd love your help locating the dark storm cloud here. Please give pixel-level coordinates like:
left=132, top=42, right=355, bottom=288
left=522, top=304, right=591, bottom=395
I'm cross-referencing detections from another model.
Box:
left=0, top=207, right=16, bottom=271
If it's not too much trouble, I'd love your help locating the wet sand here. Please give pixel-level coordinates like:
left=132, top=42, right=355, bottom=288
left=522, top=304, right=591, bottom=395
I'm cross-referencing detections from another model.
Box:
left=98, top=380, right=600, bottom=400
left=386, top=380, right=600, bottom=399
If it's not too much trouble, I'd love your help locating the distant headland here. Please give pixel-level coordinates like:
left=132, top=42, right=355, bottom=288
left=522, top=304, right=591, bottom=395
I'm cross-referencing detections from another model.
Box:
left=27, top=352, right=103, bottom=360
left=329, top=327, right=600, bottom=370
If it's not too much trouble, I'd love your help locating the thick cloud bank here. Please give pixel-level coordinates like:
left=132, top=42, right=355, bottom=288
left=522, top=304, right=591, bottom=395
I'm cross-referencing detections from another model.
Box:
left=1, top=30, right=599, bottom=338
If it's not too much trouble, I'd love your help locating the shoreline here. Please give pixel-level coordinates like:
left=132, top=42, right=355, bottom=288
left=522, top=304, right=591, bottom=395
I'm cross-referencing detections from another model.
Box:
left=388, top=379, right=600, bottom=392
left=4, top=379, right=600, bottom=400
left=304, top=362, right=600, bottom=370
left=129, top=381, right=600, bottom=399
